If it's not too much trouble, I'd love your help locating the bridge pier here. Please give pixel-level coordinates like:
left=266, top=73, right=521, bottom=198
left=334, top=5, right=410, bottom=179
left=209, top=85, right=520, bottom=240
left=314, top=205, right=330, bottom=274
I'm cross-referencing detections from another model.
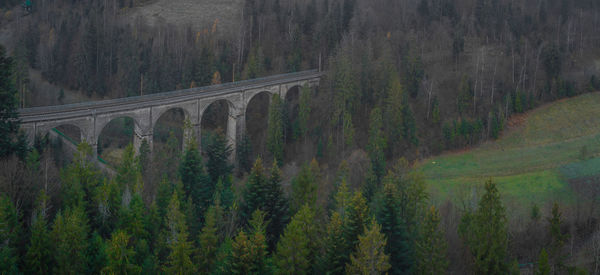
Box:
left=133, top=124, right=153, bottom=155
left=183, top=123, right=201, bottom=152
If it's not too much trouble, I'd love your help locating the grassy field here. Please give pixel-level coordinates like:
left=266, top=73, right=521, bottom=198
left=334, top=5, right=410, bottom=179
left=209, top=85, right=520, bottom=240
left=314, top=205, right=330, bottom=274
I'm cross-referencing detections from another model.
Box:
left=419, top=92, right=600, bottom=210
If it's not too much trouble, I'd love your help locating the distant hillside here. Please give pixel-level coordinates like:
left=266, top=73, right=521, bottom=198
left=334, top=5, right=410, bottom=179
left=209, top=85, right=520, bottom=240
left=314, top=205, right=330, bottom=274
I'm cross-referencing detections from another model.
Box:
left=126, top=0, right=243, bottom=38
left=419, top=92, right=600, bottom=211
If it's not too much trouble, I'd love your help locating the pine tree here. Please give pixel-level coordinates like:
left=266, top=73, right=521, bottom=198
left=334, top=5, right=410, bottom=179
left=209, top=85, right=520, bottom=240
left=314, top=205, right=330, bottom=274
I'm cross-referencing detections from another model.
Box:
left=273, top=205, right=318, bottom=275
left=0, top=195, right=20, bottom=274
left=547, top=202, right=568, bottom=272
left=416, top=206, right=448, bottom=275
left=384, top=73, right=405, bottom=149
left=61, top=142, right=100, bottom=209
left=298, top=84, right=312, bottom=140
left=125, top=193, right=148, bottom=240
left=0, top=45, right=20, bottom=158
left=341, top=191, right=369, bottom=269
left=198, top=206, right=219, bottom=274
left=116, top=143, right=140, bottom=188
left=318, top=211, right=346, bottom=275
left=365, top=107, right=387, bottom=201
left=163, top=192, right=196, bottom=274
left=290, top=161, right=318, bottom=214
left=267, top=94, right=284, bottom=166
left=536, top=248, right=550, bottom=275
left=179, top=141, right=212, bottom=215
left=204, top=130, right=233, bottom=183
left=231, top=210, right=268, bottom=275
left=241, top=157, right=269, bottom=223
left=236, top=131, right=253, bottom=174
left=87, top=231, right=108, bottom=274
left=25, top=193, right=53, bottom=275
left=52, top=206, right=90, bottom=274
left=103, top=230, right=141, bottom=274
left=375, top=182, right=413, bottom=275
left=264, top=162, right=289, bottom=248
left=345, top=219, right=391, bottom=275
left=460, top=179, right=509, bottom=275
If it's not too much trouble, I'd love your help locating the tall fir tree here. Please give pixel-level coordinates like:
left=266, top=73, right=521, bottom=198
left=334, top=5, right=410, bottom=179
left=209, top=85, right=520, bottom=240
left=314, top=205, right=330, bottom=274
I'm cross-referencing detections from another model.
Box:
left=459, top=179, right=509, bottom=274
left=116, top=143, right=139, bottom=188
left=267, top=94, right=285, bottom=166
left=273, top=204, right=318, bottom=275
left=547, top=202, right=568, bottom=272
left=345, top=219, right=391, bottom=275
left=197, top=206, right=219, bottom=274
left=163, top=192, right=196, bottom=274
left=298, top=84, right=312, bottom=140
left=236, top=131, right=253, bottom=174
left=230, top=210, right=268, bottom=275
left=318, top=211, right=346, bottom=275
left=25, top=193, right=53, bottom=275
left=204, top=130, right=233, bottom=183
left=241, top=157, right=269, bottom=223
left=375, top=182, right=413, bottom=275
left=290, top=160, right=318, bottom=214
left=340, top=191, right=369, bottom=269
left=179, top=141, right=212, bottom=216
left=536, top=248, right=550, bottom=275
left=264, top=162, right=289, bottom=249
left=52, top=205, right=90, bottom=274
left=0, top=195, right=20, bottom=274
left=416, top=206, right=448, bottom=275
left=103, top=230, right=141, bottom=274
left=365, top=107, right=387, bottom=201
left=0, top=45, right=20, bottom=158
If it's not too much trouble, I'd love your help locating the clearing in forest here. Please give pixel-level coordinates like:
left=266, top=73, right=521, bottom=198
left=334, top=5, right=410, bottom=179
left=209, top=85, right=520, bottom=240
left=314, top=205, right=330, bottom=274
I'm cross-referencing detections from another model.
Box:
left=419, top=92, right=600, bottom=211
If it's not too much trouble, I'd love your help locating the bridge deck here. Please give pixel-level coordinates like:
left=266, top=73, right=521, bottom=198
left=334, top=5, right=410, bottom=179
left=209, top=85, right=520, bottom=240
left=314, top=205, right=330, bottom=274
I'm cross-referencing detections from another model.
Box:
left=19, top=70, right=322, bottom=122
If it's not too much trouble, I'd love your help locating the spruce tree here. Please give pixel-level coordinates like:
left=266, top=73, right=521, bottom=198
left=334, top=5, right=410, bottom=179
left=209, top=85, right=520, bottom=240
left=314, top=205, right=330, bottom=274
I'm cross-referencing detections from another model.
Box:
left=416, top=206, right=448, bottom=275
left=318, top=211, right=346, bottom=275
left=0, top=195, right=20, bottom=274
left=179, top=141, right=212, bottom=215
left=375, top=182, right=413, bottom=275
left=163, top=192, right=196, bottom=274
left=267, top=94, right=284, bottom=166
left=25, top=194, right=53, bottom=275
left=298, top=84, right=312, bottom=140
left=231, top=210, right=268, bottom=275
left=241, top=158, right=268, bottom=223
left=460, top=179, right=509, bottom=275
left=116, top=143, right=139, bottom=188
left=536, top=248, right=550, bottom=275
left=52, top=206, right=90, bottom=274
left=547, top=202, right=568, bottom=272
left=341, top=191, right=369, bottom=269
left=264, top=162, right=289, bottom=248
left=290, top=161, right=318, bottom=214
left=103, top=230, right=141, bottom=274
left=0, top=45, right=20, bottom=158
left=345, top=219, right=391, bottom=275
left=198, top=206, right=219, bottom=274
left=204, top=130, right=233, bottom=183
left=236, top=131, right=253, bottom=174
left=273, top=205, right=318, bottom=275
left=365, top=107, right=387, bottom=201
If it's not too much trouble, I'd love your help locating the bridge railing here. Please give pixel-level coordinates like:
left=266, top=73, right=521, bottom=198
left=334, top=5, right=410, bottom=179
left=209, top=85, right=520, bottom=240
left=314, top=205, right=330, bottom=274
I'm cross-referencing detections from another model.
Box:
left=20, top=69, right=321, bottom=115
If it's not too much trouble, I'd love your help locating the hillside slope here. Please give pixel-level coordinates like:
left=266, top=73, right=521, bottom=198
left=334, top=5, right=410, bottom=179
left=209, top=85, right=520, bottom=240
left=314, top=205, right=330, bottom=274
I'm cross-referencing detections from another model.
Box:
left=419, top=92, right=600, bottom=210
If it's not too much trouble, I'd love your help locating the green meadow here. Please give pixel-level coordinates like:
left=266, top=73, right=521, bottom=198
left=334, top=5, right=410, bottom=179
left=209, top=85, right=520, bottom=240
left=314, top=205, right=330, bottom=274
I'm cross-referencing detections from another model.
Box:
left=419, top=92, right=600, bottom=210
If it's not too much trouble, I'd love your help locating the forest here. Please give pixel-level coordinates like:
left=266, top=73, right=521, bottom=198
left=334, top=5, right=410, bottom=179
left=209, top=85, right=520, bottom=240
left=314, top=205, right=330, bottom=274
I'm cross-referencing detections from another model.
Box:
left=1, top=0, right=600, bottom=273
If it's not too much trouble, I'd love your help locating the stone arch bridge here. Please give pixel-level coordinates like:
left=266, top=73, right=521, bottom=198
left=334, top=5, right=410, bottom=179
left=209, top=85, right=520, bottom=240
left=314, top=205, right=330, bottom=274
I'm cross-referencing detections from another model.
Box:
left=19, top=70, right=322, bottom=160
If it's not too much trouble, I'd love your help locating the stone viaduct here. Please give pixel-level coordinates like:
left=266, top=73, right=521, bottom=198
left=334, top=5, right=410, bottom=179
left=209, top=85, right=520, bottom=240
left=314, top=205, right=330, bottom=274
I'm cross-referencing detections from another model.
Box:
left=19, top=70, right=322, bottom=160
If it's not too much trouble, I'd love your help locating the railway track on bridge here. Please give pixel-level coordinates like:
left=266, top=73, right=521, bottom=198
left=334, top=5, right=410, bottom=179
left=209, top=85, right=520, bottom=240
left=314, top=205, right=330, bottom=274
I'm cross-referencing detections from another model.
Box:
left=19, top=70, right=323, bottom=122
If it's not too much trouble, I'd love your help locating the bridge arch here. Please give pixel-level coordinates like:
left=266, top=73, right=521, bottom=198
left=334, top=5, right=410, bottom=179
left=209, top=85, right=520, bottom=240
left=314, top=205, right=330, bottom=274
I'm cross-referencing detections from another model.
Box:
left=200, top=98, right=238, bottom=150
left=153, top=107, right=188, bottom=152
left=244, top=91, right=273, bottom=157
left=95, top=115, right=144, bottom=162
